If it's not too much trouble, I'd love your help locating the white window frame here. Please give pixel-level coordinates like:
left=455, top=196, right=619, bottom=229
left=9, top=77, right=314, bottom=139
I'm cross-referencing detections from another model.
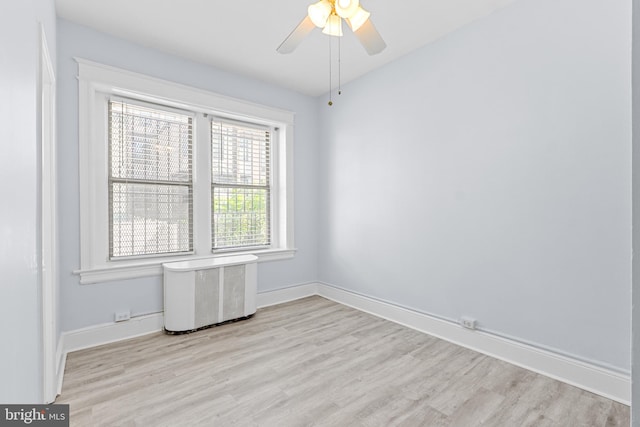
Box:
left=75, top=59, right=295, bottom=284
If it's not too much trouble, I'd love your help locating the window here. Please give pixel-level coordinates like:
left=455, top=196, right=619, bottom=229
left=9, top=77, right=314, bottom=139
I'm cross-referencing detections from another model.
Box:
left=76, top=59, right=295, bottom=284
left=211, top=120, right=270, bottom=250
left=109, top=101, right=193, bottom=258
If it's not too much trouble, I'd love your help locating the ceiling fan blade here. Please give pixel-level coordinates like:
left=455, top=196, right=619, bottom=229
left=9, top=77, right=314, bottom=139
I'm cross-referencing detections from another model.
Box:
left=277, top=16, right=315, bottom=54
left=350, top=19, right=387, bottom=55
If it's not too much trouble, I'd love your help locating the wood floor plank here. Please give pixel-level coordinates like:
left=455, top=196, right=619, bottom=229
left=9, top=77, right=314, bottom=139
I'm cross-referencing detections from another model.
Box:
left=57, top=296, right=629, bottom=426
left=606, top=401, right=631, bottom=427
left=447, top=387, right=505, bottom=426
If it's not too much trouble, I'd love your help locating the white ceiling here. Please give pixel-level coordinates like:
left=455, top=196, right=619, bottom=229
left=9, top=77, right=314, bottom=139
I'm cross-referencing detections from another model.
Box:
left=55, top=0, right=514, bottom=97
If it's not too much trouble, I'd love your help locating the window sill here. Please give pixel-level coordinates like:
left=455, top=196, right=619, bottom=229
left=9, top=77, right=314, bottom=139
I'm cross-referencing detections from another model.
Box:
left=74, top=248, right=297, bottom=285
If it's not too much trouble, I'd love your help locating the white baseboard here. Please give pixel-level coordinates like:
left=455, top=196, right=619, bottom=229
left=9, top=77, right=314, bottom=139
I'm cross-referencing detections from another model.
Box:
left=58, top=282, right=631, bottom=405
left=62, top=313, right=164, bottom=355
left=257, top=282, right=319, bottom=308
left=55, top=335, right=66, bottom=396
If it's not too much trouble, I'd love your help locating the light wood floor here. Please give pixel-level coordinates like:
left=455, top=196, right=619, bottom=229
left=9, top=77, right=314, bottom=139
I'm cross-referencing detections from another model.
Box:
left=57, top=296, right=629, bottom=426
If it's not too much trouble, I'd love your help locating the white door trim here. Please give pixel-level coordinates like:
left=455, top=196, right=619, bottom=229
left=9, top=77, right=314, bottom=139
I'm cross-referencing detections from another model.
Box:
left=40, top=23, right=58, bottom=404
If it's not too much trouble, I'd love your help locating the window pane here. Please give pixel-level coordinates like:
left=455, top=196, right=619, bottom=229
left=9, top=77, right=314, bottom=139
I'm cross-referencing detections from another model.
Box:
left=110, top=183, right=192, bottom=257
left=212, top=187, right=270, bottom=249
left=211, top=122, right=269, bottom=186
left=110, top=101, right=192, bottom=182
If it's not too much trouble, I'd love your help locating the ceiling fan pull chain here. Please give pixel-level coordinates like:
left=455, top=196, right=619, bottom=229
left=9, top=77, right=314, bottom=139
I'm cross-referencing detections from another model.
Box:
left=328, top=34, right=333, bottom=106
left=338, top=33, right=342, bottom=96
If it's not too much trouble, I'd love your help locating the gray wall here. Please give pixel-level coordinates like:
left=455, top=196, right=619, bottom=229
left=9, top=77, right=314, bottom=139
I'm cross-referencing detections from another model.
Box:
left=0, top=0, right=56, bottom=403
left=57, top=19, right=320, bottom=331
left=318, top=0, right=631, bottom=372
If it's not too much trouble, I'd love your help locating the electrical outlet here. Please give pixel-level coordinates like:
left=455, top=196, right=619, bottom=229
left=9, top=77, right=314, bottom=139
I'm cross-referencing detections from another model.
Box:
left=460, top=316, right=476, bottom=330
left=115, top=311, right=131, bottom=322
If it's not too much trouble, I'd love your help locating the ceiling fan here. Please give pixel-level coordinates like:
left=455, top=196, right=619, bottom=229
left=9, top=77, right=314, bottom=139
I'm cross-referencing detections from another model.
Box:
left=277, top=0, right=387, bottom=56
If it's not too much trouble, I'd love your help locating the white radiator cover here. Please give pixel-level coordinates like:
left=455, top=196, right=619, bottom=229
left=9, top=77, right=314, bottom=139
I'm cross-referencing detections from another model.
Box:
left=163, top=255, right=258, bottom=333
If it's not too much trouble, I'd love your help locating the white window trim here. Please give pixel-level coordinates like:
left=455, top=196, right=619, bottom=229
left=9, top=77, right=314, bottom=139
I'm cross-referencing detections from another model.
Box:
left=75, top=58, right=295, bottom=284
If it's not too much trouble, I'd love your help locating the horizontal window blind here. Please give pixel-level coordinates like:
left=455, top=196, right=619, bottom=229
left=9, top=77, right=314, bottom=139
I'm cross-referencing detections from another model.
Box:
left=109, top=100, right=193, bottom=258
left=211, top=119, right=271, bottom=250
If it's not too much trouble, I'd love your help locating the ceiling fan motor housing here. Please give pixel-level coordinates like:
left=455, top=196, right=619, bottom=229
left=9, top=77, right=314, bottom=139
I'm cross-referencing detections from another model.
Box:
left=335, top=0, right=360, bottom=19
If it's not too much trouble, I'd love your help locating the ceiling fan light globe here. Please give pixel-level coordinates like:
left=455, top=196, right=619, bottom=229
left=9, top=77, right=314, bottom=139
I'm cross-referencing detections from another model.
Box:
left=308, top=0, right=332, bottom=28
left=347, top=6, right=370, bottom=32
left=335, top=0, right=360, bottom=19
left=322, top=14, right=343, bottom=36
